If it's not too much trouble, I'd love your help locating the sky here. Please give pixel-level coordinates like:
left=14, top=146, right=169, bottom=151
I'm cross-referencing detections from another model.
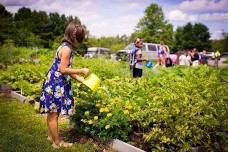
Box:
left=2, top=0, right=228, bottom=39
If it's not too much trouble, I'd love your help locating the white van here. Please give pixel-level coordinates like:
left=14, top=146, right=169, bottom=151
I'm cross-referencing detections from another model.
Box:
left=84, top=47, right=110, bottom=58
left=124, top=43, right=170, bottom=60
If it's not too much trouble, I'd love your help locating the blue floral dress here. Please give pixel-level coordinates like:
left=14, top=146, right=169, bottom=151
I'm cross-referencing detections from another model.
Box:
left=39, top=43, right=75, bottom=115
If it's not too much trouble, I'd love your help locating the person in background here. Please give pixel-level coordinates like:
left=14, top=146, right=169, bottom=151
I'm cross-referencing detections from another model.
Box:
left=200, top=49, right=208, bottom=65
left=179, top=51, right=189, bottom=66
left=129, top=38, right=147, bottom=78
left=39, top=21, right=90, bottom=148
left=165, top=56, right=173, bottom=67
left=214, top=50, right=221, bottom=67
left=192, top=48, right=200, bottom=67
left=186, top=50, right=192, bottom=66
left=157, top=41, right=168, bottom=66
left=169, top=53, right=177, bottom=65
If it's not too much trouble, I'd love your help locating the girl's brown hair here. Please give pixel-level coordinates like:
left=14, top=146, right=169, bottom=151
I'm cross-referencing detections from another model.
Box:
left=61, top=21, right=85, bottom=48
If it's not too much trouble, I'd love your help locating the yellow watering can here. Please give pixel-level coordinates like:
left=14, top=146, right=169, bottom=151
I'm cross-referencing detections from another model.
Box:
left=82, top=73, right=101, bottom=91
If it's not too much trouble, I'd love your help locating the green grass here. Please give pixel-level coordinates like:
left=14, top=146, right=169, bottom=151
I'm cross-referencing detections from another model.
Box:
left=0, top=96, right=96, bottom=152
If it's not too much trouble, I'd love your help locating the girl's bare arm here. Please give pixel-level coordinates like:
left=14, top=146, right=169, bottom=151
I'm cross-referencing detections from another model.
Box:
left=58, top=47, right=90, bottom=76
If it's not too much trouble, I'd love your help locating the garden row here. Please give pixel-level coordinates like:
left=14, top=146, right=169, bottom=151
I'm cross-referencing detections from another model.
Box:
left=0, top=48, right=227, bottom=151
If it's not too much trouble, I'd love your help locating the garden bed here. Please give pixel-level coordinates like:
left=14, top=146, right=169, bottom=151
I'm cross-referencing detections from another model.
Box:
left=1, top=54, right=228, bottom=152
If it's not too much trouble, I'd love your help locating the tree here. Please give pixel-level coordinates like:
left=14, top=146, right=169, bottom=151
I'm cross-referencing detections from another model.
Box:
left=222, top=32, right=228, bottom=53
left=14, top=7, right=34, bottom=31
left=133, top=3, right=174, bottom=49
left=174, top=22, right=211, bottom=51
left=0, top=4, right=13, bottom=44
left=182, top=23, right=195, bottom=49
left=211, top=39, right=223, bottom=52
left=173, top=27, right=184, bottom=51
left=193, top=23, right=211, bottom=50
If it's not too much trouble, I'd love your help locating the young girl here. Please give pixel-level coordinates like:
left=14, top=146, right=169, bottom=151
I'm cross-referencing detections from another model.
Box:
left=157, top=41, right=168, bottom=66
left=39, top=21, right=90, bottom=148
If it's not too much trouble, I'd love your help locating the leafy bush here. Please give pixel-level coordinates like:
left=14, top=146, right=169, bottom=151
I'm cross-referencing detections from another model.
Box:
left=0, top=48, right=227, bottom=151
left=71, top=84, right=131, bottom=141
left=72, top=66, right=228, bottom=151
left=73, top=57, right=130, bottom=79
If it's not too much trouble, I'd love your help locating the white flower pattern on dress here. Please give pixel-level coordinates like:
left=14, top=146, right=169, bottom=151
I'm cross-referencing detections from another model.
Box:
left=54, top=71, right=61, bottom=77
left=40, top=94, right=45, bottom=101
left=45, top=86, right=53, bottom=95
left=39, top=43, right=75, bottom=116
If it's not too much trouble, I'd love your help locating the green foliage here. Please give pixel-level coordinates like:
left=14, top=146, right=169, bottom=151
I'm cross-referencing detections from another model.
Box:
left=86, top=35, right=130, bottom=52
left=73, top=66, right=228, bottom=151
left=174, top=22, right=211, bottom=52
left=131, top=66, right=227, bottom=151
left=73, top=57, right=130, bottom=79
left=0, top=63, right=47, bottom=97
left=134, top=3, right=174, bottom=49
left=211, top=32, right=228, bottom=53
left=211, top=39, right=224, bottom=52
left=0, top=48, right=227, bottom=151
left=71, top=84, right=131, bottom=141
left=0, top=5, right=83, bottom=48
left=223, top=32, right=228, bottom=53
left=0, top=45, right=50, bottom=65
left=0, top=4, right=13, bottom=44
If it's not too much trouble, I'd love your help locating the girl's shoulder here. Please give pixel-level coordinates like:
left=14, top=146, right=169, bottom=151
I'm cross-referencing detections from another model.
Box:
left=56, top=43, right=73, bottom=59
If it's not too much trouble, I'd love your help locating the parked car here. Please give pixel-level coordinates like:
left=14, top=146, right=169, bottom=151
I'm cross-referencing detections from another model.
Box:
left=114, top=50, right=128, bottom=61
left=117, top=43, right=170, bottom=60
left=84, top=47, right=110, bottom=58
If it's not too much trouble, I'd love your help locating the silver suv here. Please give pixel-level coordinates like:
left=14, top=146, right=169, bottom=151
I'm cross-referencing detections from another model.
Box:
left=84, top=47, right=110, bottom=58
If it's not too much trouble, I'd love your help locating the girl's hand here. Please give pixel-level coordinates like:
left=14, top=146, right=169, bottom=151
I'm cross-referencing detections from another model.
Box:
left=81, top=68, right=90, bottom=76
left=71, top=74, right=84, bottom=83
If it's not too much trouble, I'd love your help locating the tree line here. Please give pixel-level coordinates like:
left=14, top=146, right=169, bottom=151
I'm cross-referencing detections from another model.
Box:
left=0, top=3, right=227, bottom=53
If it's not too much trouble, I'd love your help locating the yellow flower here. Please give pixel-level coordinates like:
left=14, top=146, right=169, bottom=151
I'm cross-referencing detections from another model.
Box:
left=123, top=110, right=129, bottom=114
left=96, top=103, right=101, bottom=107
left=104, top=107, right=109, bottom=113
left=111, top=99, right=117, bottom=105
left=88, top=120, right=93, bottom=125
left=124, top=104, right=133, bottom=110
left=99, top=108, right=104, bottom=113
left=107, top=113, right=112, bottom=117
left=127, top=105, right=133, bottom=110
left=81, top=119, right=87, bottom=123
left=84, top=111, right=90, bottom=116
left=94, top=116, right=98, bottom=120
left=105, top=125, right=110, bottom=129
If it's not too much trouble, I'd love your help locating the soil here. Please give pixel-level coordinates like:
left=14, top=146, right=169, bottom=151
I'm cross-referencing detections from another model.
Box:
left=128, top=131, right=150, bottom=151
left=61, top=128, right=117, bottom=152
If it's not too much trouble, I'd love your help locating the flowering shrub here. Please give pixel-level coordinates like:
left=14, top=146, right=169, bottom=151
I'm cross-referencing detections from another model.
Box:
left=72, top=66, right=228, bottom=151
left=71, top=84, right=132, bottom=141
left=0, top=49, right=227, bottom=151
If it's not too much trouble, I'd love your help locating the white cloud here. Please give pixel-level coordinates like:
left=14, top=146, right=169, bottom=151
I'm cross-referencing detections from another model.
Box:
left=168, top=10, right=198, bottom=22
left=3, top=0, right=147, bottom=37
left=210, top=30, right=224, bottom=40
left=179, top=0, right=228, bottom=12
left=3, top=0, right=228, bottom=38
left=88, top=14, right=141, bottom=37
left=199, top=12, right=228, bottom=21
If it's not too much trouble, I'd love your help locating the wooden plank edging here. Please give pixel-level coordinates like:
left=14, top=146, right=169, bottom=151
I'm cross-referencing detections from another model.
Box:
left=10, top=91, right=27, bottom=102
